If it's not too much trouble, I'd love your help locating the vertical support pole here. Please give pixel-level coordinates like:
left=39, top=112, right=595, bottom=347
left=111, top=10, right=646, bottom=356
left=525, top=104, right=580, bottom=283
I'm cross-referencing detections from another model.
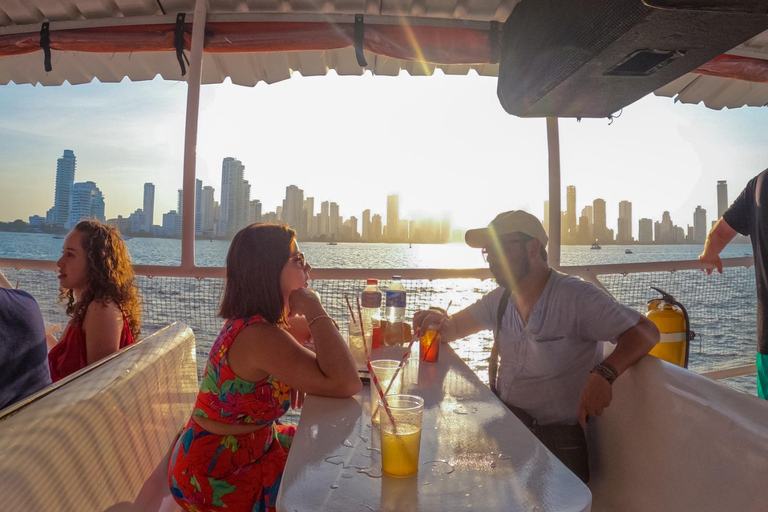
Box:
left=546, top=117, right=561, bottom=269
left=180, top=0, right=207, bottom=270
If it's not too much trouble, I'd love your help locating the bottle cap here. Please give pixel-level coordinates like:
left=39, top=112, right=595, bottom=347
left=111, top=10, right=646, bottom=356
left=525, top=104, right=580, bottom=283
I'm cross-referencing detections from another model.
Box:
left=366, top=279, right=378, bottom=285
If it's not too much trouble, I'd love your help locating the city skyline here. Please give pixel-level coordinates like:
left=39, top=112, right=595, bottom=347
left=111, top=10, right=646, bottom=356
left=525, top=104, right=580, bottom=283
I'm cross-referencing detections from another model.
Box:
left=2, top=73, right=767, bottom=234
left=17, top=149, right=739, bottom=245
left=553, top=182, right=725, bottom=245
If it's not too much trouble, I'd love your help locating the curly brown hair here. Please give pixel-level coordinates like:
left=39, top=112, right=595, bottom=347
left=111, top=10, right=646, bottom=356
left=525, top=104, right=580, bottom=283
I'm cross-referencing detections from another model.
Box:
left=59, top=220, right=141, bottom=339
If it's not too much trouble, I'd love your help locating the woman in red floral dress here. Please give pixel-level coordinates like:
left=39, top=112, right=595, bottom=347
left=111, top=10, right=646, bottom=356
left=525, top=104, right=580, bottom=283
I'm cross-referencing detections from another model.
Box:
left=169, top=224, right=361, bottom=512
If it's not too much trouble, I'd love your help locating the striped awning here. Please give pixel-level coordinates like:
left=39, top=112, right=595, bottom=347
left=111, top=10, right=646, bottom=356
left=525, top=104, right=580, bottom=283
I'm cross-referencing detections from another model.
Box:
left=0, top=0, right=766, bottom=109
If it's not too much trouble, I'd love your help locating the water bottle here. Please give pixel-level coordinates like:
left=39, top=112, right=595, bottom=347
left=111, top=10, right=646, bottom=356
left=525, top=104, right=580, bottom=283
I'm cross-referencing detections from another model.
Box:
left=361, top=279, right=382, bottom=349
left=386, top=275, right=407, bottom=325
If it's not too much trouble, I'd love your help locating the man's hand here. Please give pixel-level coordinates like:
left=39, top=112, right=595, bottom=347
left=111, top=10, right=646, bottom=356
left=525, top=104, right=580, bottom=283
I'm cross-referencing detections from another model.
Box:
left=412, top=308, right=448, bottom=338
left=577, top=373, right=613, bottom=429
left=698, top=252, right=723, bottom=275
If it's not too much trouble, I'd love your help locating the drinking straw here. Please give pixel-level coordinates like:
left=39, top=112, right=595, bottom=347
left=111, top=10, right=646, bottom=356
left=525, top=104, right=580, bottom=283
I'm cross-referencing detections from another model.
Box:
left=422, top=300, right=453, bottom=362
left=344, top=294, right=357, bottom=324
left=383, top=334, right=418, bottom=397
left=357, top=297, right=399, bottom=432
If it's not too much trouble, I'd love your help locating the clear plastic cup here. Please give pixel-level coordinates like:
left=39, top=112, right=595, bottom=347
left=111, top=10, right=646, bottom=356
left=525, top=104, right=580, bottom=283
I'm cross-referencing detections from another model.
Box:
left=348, top=320, right=368, bottom=369
left=379, top=394, right=424, bottom=477
left=370, top=359, right=402, bottom=424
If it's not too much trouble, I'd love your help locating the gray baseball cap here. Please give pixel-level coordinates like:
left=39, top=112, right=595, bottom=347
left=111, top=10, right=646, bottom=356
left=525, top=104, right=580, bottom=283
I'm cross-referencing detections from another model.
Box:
left=465, top=210, right=548, bottom=248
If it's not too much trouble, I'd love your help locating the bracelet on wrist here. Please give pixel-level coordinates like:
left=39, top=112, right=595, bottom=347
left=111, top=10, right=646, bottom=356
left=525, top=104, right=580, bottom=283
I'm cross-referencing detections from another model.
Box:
left=590, top=362, right=618, bottom=385
left=307, top=314, right=339, bottom=330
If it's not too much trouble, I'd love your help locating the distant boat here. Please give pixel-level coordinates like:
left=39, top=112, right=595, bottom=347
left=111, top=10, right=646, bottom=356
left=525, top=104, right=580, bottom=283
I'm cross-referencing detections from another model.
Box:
left=121, top=235, right=132, bottom=241
left=53, top=236, right=64, bottom=239
left=625, top=249, right=633, bottom=254
left=591, top=242, right=601, bottom=250
left=327, top=242, right=338, bottom=246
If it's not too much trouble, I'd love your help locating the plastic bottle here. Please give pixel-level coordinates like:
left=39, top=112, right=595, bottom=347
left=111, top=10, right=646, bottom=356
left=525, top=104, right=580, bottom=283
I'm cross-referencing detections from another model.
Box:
left=386, top=275, right=407, bottom=325
left=361, top=279, right=383, bottom=349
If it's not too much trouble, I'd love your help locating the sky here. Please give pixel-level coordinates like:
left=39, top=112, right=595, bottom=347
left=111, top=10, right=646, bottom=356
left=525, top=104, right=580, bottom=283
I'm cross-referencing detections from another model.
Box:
left=1, top=70, right=767, bottom=233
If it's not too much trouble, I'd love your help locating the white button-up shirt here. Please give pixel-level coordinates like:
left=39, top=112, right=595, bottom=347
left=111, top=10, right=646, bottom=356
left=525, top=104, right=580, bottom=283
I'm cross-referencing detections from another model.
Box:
left=465, top=270, right=640, bottom=425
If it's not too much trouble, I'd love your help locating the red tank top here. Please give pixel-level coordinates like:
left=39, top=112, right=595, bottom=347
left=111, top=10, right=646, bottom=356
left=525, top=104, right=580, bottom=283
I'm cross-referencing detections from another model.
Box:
left=192, top=315, right=291, bottom=426
left=48, top=312, right=134, bottom=383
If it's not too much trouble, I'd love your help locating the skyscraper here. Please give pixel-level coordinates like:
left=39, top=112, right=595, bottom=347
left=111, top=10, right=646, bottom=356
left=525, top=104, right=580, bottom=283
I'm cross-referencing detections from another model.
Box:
left=362, top=209, right=371, bottom=241
left=282, top=185, right=305, bottom=235
left=617, top=200, right=632, bottom=244
left=330, top=202, right=341, bottom=236
left=543, top=200, right=550, bottom=236
left=67, top=181, right=104, bottom=228
left=143, top=183, right=155, bottom=232
left=319, top=201, right=330, bottom=236
left=717, top=180, right=728, bottom=219
left=201, top=186, right=215, bottom=235
left=304, top=197, right=315, bottom=237
left=387, top=194, right=400, bottom=241
left=249, top=200, right=262, bottom=224
left=371, top=214, right=383, bottom=241
left=566, top=185, right=577, bottom=240
left=638, top=218, right=653, bottom=244
left=593, top=199, right=607, bottom=243
left=219, top=157, right=247, bottom=237
left=694, top=205, right=707, bottom=243
left=52, top=149, right=76, bottom=226
left=195, top=179, right=203, bottom=236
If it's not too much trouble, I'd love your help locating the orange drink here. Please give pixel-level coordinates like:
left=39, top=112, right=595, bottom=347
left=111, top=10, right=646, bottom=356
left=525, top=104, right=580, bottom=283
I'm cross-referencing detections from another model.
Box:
left=420, top=328, right=440, bottom=363
left=379, top=394, right=424, bottom=477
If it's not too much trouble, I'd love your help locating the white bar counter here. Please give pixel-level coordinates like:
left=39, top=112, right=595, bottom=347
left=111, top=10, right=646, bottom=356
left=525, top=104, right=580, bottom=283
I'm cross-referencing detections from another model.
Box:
left=277, top=345, right=592, bottom=511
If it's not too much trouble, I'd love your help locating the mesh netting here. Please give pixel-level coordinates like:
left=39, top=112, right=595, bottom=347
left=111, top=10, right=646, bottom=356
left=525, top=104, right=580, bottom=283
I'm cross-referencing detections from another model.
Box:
left=598, top=266, right=758, bottom=373
left=3, top=267, right=758, bottom=396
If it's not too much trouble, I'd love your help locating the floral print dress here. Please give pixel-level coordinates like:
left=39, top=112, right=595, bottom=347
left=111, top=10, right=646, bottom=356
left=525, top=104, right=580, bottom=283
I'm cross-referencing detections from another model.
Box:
left=169, top=316, right=295, bottom=512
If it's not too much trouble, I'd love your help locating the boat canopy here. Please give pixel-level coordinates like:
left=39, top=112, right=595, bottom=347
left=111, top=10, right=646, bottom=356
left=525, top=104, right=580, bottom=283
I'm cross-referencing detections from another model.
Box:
left=1, top=0, right=767, bottom=110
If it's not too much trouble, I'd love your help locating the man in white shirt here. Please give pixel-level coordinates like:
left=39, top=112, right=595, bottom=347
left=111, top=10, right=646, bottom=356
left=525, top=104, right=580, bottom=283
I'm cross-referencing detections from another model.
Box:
left=413, top=210, right=659, bottom=482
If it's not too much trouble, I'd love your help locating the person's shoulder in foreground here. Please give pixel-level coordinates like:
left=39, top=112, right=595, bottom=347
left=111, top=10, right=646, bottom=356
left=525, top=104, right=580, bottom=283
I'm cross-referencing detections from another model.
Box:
left=0, top=288, right=52, bottom=410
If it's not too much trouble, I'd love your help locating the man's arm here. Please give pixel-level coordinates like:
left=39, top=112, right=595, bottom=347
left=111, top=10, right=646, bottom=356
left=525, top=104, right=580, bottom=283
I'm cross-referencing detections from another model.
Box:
left=412, top=308, right=483, bottom=343
left=0, top=270, right=12, bottom=289
left=577, top=315, right=659, bottom=428
left=699, top=218, right=738, bottom=275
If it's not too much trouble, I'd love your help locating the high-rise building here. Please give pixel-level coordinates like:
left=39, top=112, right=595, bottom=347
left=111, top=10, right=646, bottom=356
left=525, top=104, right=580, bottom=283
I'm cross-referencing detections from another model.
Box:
left=659, top=211, right=674, bottom=244
left=282, top=185, right=305, bottom=235
left=304, top=197, right=315, bottom=237
left=694, top=205, right=707, bottom=243
left=717, top=181, right=728, bottom=219
left=371, top=214, right=383, bottom=241
left=143, top=183, right=155, bottom=232
left=52, top=149, right=76, bottom=226
left=387, top=194, right=400, bottom=241
left=319, top=201, right=330, bottom=236
left=219, top=157, right=248, bottom=237
left=362, top=209, right=371, bottom=241
left=195, top=179, right=203, bottom=236
left=67, top=181, right=104, bottom=228
left=638, top=218, right=653, bottom=244
left=579, top=206, right=593, bottom=245
left=201, top=186, right=215, bottom=235
left=566, top=185, right=577, bottom=240
left=128, top=209, right=145, bottom=233
left=617, top=200, right=632, bottom=244
left=249, top=200, right=262, bottom=224
left=330, top=202, right=341, bottom=236
left=593, top=199, right=607, bottom=243
left=543, top=201, right=550, bottom=236
left=177, top=189, right=183, bottom=216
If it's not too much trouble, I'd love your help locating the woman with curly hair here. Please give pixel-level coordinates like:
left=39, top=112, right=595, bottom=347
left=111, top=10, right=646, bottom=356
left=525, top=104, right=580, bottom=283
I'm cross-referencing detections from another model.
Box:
left=169, top=223, right=360, bottom=512
left=48, top=220, right=141, bottom=382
